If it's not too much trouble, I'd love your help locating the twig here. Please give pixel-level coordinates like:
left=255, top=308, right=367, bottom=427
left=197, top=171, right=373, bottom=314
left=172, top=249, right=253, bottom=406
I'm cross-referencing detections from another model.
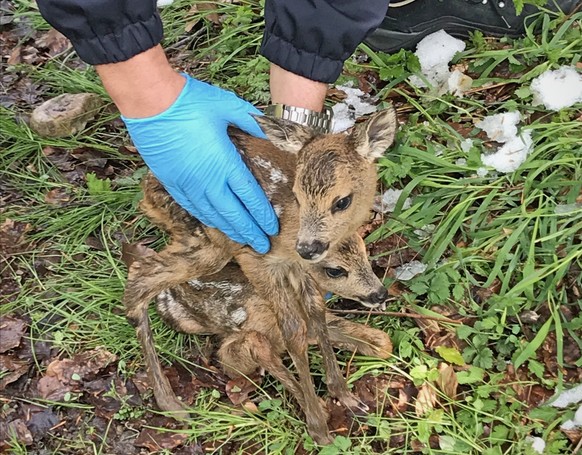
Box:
left=329, top=308, right=461, bottom=324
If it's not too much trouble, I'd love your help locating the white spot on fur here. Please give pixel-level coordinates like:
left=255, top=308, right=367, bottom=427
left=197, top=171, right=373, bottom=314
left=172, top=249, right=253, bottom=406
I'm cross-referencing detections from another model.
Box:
left=230, top=308, right=248, bottom=326
left=273, top=205, right=284, bottom=216
left=251, top=157, right=288, bottom=197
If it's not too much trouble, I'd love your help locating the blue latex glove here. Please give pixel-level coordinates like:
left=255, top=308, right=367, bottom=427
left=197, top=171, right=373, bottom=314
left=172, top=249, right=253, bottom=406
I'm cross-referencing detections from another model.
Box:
left=122, top=74, right=279, bottom=254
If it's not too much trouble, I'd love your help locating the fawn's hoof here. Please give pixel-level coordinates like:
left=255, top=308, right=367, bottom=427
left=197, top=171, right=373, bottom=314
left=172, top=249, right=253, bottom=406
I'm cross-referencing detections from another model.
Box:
left=339, top=392, right=369, bottom=415
left=159, top=397, right=190, bottom=420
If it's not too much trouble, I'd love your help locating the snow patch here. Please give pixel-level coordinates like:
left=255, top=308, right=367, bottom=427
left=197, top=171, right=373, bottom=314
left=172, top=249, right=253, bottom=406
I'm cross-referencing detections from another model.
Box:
left=530, top=66, right=582, bottom=111
left=394, top=261, right=427, bottom=281
left=476, top=112, right=533, bottom=173
left=526, top=437, right=546, bottom=454
left=331, top=81, right=377, bottom=132
left=408, top=30, right=472, bottom=96
left=561, top=405, right=582, bottom=431
left=374, top=189, right=412, bottom=213
left=548, top=383, right=582, bottom=408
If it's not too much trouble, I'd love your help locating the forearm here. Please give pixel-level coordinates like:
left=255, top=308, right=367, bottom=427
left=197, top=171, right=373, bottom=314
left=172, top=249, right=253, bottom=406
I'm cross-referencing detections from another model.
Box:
left=269, top=64, right=327, bottom=112
left=96, top=45, right=185, bottom=118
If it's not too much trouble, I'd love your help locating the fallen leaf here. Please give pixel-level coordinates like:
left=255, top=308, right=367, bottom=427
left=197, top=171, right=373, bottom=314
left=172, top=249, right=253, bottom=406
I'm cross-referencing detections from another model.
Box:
left=225, top=376, right=257, bottom=405
left=134, top=428, right=189, bottom=451
left=0, top=315, right=27, bottom=353
left=1, top=419, right=33, bottom=447
left=37, top=348, right=117, bottom=400
left=0, top=219, right=31, bottom=254
left=436, top=363, right=458, bottom=399
left=0, top=355, right=29, bottom=388
left=7, top=46, right=22, bottom=65
left=415, top=383, right=437, bottom=417
left=44, top=187, right=71, bottom=206
left=36, top=28, right=71, bottom=56
left=25, top=407, right=60, bottom=440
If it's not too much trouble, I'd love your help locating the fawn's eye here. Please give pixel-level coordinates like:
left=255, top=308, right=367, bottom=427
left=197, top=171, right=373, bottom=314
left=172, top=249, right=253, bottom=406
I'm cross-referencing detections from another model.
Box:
left=324, top=267, right=348, bottom=279
left=332, top=194, right=352, bottom=214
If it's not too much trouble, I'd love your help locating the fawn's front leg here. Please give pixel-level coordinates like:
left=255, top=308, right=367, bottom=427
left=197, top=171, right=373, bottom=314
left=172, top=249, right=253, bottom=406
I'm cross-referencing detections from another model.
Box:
left=218, top=331, right=331, bottom=445
left=124, top=236, right=233, bottom=415
left=325, top=314, right=393, bottom=359
left=236, top=254, right=332, bottom=444
left=301, top=278, right=368, bottom=413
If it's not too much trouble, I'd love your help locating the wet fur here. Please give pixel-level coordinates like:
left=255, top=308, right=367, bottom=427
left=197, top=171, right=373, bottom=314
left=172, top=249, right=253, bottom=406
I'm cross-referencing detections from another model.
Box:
left=124, top=109, right=397, bottom=444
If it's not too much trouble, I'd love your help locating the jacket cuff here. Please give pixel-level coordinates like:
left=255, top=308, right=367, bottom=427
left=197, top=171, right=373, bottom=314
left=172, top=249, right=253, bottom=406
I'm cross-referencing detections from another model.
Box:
left=72, top=14, right=163, bottom=65
left=260, top=32, right=343, bottom=84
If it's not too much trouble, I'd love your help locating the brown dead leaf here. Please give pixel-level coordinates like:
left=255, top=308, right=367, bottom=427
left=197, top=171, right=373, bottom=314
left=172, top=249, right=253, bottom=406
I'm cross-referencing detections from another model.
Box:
left=36, top=28, right=71, bottom=56
left=1, top=419, right=33, bottom=447
left=415, top=383, right=437, bottom=417
left=0, top=355, right=30, bottom=388
left=134, top=428, right=189, bottom=452
left=44, top=187, right=71, bottom=206
left=436, top=363, right=458, bottom=399
left=225, top=376, right=257, bottom=406
left=7, top=46, right=22, bottom=65
left=37, top=348, right=117, bottom=400
left=0, top=219, right=31, bottom=254
left=0, top=316, right=27, bottom=353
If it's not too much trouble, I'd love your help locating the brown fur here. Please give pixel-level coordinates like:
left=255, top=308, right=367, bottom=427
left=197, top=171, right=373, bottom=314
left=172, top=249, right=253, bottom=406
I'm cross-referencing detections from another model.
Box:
left=154, top=239, right=393, bottom=381
left=123, top=109, right=397, bottom=444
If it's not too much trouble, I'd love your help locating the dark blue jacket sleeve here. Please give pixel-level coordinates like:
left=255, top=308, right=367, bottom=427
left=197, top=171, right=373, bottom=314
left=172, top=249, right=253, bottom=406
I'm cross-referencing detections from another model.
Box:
left=260, top=0, right=390, bottom=83
left=36, top=0, right=163, bottom=65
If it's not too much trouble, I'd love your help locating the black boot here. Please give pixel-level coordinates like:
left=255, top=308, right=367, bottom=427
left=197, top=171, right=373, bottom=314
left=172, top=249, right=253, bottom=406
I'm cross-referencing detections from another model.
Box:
left=365, top=0, right=580, bottom=53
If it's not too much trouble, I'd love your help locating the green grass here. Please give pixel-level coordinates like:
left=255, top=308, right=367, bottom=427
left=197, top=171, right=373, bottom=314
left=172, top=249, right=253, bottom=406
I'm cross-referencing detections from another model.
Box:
left=1, top=1, right=581, bottom=454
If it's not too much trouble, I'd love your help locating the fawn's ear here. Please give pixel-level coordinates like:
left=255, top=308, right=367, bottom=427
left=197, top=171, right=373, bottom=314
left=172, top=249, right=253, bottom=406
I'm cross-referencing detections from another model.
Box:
left=351, top=107, right=398, bottom=162
left=253, top=114, right=317, bottom=154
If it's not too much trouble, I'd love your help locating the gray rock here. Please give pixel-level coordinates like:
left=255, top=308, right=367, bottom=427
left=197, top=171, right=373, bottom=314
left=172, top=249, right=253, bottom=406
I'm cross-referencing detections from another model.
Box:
left=30, top=93, right=103, bottom=137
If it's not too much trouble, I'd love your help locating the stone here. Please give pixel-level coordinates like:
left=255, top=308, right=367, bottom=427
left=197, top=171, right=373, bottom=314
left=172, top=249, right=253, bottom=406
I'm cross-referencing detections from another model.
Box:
left=30, top=93, right=103, bottom=137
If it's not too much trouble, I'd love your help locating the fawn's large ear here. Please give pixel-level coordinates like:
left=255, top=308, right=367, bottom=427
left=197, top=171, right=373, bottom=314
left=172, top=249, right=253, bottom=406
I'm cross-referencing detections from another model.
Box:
left=351, top=107, right=398, bottom=162
left=253, top=114, right=317, bottom=154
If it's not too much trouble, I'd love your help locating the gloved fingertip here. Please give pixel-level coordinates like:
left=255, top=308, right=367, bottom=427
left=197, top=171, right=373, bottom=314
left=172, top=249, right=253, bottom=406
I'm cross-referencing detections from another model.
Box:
left=264, top=216, right=279, bottom=236
left=251, top=237, right=271, bottom=255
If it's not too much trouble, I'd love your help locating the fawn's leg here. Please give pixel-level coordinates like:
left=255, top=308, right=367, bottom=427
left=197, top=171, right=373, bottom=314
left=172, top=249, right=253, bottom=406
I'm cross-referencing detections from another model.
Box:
left=325, top=314, right=393, bottom=359
left=236, top=254, right=331, bottom=443
left=219, top=330, right=331, bottom=444
left=301, top=278, right=368, bottom=413
left=124, top=236, right=233, bottom=415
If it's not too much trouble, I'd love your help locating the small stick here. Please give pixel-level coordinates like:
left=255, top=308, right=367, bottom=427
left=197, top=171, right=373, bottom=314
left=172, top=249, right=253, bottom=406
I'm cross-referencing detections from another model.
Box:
left=329, top=308, right=461, bottom=324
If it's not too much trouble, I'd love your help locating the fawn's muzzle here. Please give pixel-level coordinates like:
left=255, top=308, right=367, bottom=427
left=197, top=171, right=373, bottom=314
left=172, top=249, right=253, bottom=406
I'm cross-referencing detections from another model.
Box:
left=296, top=240, right=330, bottom=261
left=367, top=288, right=388, bottom=305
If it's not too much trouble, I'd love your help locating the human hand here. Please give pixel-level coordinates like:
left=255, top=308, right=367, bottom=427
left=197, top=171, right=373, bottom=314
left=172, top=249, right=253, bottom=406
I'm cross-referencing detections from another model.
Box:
left=122, top=74, right=279, bottom=253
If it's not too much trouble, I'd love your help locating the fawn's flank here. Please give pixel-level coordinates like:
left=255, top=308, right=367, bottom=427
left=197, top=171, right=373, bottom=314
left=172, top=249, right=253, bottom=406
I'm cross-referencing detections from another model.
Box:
left=154, top=233, right=392, bottom=408
left=124, top=109, right=397, bottom=444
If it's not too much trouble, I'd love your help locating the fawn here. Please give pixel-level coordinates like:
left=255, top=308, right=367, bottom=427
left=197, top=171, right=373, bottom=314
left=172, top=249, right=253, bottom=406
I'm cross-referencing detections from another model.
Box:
left=154, top=233, right=392, bottom=424
left=124, top=109, right=397, bottom=444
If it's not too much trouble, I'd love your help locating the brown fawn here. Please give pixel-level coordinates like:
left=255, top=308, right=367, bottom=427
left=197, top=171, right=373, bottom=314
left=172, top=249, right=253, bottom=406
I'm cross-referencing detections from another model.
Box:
left=123, top=109, right=397, bottom=444
left=154, top=234, right=393, bottom=426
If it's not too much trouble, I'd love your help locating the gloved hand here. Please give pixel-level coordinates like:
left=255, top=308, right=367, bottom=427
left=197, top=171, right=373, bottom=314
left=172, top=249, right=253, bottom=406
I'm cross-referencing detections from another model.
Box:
left=122, top=74, right=279, bottom=254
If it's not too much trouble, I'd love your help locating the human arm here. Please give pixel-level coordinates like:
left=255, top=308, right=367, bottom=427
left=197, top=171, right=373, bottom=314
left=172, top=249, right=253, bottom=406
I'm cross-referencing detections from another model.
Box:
left=263, top=0, right=389, bottom=112
left=36, top=0, right=279, bottom=253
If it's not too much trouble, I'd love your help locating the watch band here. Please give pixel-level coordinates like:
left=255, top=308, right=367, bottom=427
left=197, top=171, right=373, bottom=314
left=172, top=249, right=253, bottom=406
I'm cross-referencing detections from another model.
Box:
left=264, top=104, right=333, bottom=134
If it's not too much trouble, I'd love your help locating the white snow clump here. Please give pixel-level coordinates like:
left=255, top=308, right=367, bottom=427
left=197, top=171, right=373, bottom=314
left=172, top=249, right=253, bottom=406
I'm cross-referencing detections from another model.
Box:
left=530, top=66, right=582, bottom=111
left=331, top=81, right=377, bottom=132
left=394, top=260, right=427, bottom=281
left=476, top=112, right=533, bottom=173
left=408, top=30, right=472, bottom=96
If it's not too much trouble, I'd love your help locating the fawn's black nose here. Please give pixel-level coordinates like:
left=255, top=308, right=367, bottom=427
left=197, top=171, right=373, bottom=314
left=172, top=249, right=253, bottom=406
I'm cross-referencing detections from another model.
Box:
left=368, top=288, right=388, bottom=304
left=296, top=240, right=329, bottom=260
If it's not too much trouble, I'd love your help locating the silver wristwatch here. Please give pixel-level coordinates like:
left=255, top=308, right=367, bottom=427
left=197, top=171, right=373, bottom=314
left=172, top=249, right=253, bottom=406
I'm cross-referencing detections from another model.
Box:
left=264, top=104, right=333, bottom=134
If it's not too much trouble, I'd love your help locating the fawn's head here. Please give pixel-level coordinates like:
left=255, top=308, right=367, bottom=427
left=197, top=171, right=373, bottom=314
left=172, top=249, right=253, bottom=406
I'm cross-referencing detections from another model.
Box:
left=256, top=108, right=397, bottom=261
left=309, top=234, right=387, bottom=309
